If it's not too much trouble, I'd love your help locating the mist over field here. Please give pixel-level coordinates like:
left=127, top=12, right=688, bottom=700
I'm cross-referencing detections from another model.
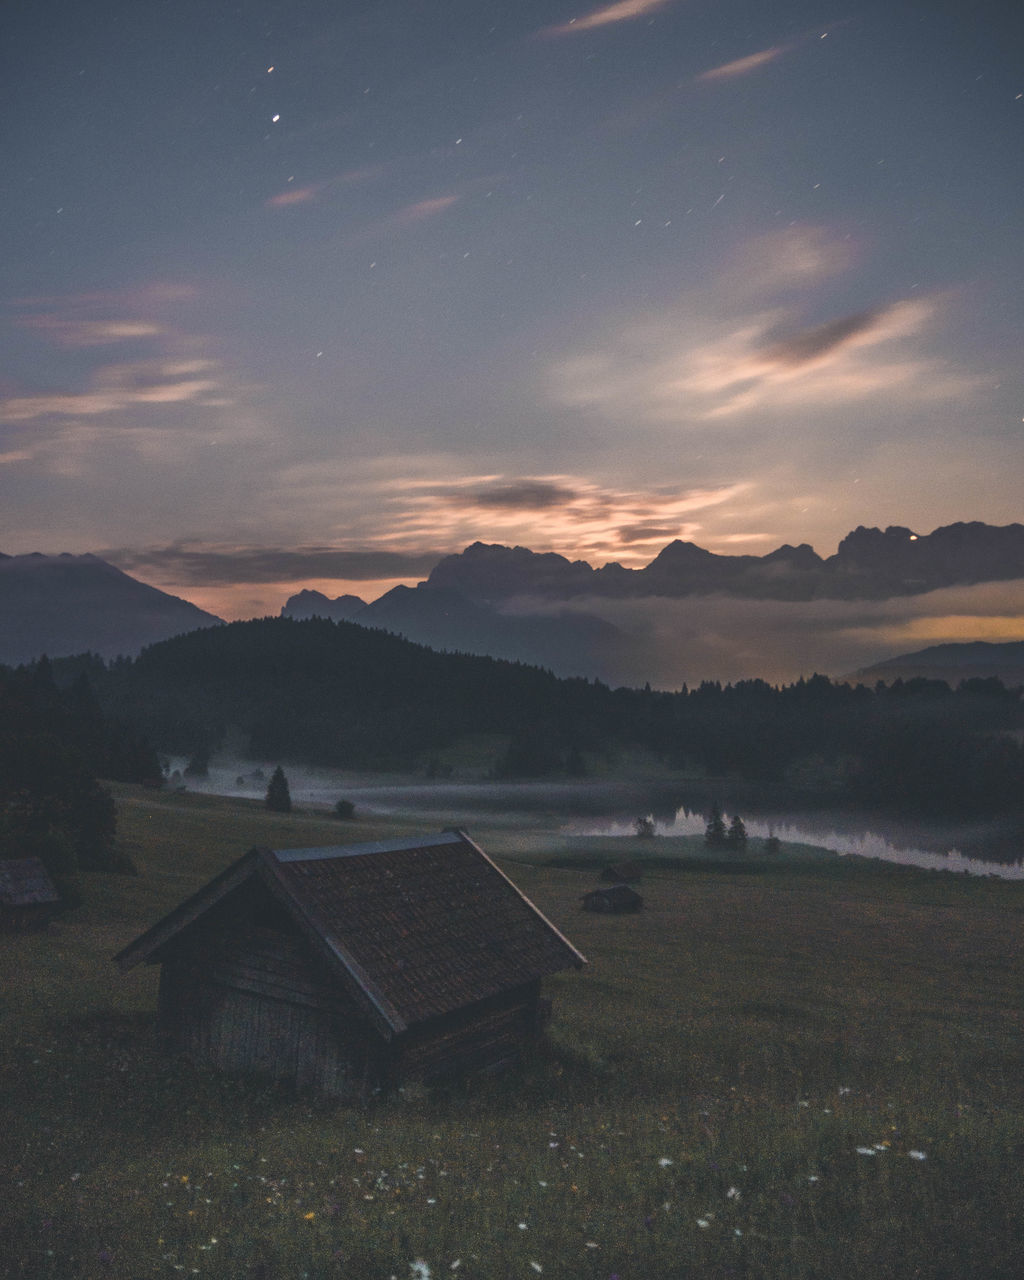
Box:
left=167, top=754, right=1024, bottom=878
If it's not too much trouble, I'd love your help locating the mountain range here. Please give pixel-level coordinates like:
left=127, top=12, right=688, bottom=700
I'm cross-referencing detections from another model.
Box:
left=0, top=552, right=221, bottom=665
left=3, top=521, right=1022, bottom=685
left=283, top=521, right=1024, bottom=682
left=286, top=522, right=1024, bottom=617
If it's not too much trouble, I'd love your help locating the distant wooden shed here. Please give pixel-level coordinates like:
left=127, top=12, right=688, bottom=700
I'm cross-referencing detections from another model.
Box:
left=0, top=857, right=60, bottom=931
left=114, top=831, right=585, bottom=1098
left=582, top=884, right=644, bottom=914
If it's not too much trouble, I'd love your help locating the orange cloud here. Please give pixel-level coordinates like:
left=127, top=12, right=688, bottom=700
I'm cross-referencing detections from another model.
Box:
left=541, top=0, right=673, bottom=37
left=366, top=472, right=751, bottom=566
left=17, top=316, right=166, bottom=347
left=390, top=194, right=459, bottom=225
left=695, top=45, right=790, bottom=82
left=0, top=359, right=225, bottom=423
left=265, top=184, right=322, bottom=207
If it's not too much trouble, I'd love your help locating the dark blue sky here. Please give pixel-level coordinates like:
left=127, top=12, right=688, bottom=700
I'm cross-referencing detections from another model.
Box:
left=2, top=0, right=1022, bottom=628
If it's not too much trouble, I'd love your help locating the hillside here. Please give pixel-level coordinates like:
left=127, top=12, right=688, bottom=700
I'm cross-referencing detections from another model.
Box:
left=0, top=552, right=222, bottom=665
left=77, top=616, right=1024, bottom=818
left=850, top=640, right=1024, bottom=689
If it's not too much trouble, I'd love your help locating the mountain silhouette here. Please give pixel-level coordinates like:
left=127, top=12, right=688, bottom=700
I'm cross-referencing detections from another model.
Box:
left=0, top=552, right=222, bottom=665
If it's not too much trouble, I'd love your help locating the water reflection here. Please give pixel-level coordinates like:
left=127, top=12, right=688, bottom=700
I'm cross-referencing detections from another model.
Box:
left=565, top=809, right=1024, bottom=880
left=166, top=756, right=1024, bottom=880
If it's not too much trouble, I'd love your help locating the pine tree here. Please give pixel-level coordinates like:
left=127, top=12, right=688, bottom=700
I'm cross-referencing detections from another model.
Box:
left=704, top=802, right=727, bottom=847
left=265, top=765, right=292, bottom=813
left=725, top=814, right=748, bottom=852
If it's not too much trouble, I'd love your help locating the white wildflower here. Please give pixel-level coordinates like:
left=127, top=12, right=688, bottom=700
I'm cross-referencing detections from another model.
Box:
left=908, top=1150, right=927, bottom=1161
left=658, top=1157, right=673, bottom=1167
left=855, top=1147, right=876, bottom=1156
left=696, top=1218, right=710, bottom=1228
left=410, top=1261, right=432, bottom=1280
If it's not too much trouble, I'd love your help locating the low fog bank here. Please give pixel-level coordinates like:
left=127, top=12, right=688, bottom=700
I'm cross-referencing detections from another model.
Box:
left=163, top=755, right=1023, bottom=877
left=507, top=579, right=1024, bottom=687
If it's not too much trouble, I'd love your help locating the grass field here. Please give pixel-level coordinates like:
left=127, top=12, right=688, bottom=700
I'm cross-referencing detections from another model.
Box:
left=2, top=786, right=1023, bottom=1279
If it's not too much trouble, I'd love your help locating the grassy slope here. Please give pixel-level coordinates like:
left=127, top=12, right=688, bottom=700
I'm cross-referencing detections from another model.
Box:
left=2, top=787, right=1023, bottom=1279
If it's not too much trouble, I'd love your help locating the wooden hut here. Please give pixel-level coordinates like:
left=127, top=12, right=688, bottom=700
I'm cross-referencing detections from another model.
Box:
left=582, top=884, right=643, bottom=914
left=0, top=857, right=60, bottom=931
left=114, top=831, right=585, bottom=1098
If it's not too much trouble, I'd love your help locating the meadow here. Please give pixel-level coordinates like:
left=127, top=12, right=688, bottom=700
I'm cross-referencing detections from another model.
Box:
left=2, top=785, right=1023, bottom=1279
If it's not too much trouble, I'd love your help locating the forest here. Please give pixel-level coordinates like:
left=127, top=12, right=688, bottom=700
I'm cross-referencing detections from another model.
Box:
left=40, top=615, right=1024, bottom=820
left=0, top=658, right=160, bottom=890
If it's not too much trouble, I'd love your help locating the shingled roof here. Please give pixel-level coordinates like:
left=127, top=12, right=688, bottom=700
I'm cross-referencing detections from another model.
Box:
left=114, top=830, right=585, bottom=1037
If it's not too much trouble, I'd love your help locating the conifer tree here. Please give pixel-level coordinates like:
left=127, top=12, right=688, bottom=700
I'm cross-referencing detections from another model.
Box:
left=704, top=802, right=727, bottom=847
left=265, top=765, right=292, bottom=813
left=725, top=814, right=748, bottom=852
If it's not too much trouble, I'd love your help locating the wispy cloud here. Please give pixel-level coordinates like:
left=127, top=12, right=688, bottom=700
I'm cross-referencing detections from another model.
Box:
left=370, top=473, right=750, bottom=565
left=549, top=227, right=982, bottom=425
left=680, top=298, right=981, bottom=418
left=264, top=165, right=386, bottom=208
left=16, top=316, right=166, bottom=347
left=389, top=194, right=460, bottom=226
left=265, top=183, right=323, bottom=208
left=540, top=0, right=673, bottom=39
left=0, top=359, right=225, bottom=423
left=695, top=45, right=791, bottom=82
left=104, top=544, right=444, bottom=586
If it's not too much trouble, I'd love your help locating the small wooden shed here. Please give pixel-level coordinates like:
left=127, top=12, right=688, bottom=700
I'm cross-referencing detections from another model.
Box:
left=582, top=884, right=644, bottom=914
left=114, top=830, right=585, bottom=1097
left=0, top=857, right=60, bottom=931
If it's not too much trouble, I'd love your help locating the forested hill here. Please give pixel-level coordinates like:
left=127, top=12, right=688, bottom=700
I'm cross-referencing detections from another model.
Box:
left=68, top=615, right=1024, bottom=818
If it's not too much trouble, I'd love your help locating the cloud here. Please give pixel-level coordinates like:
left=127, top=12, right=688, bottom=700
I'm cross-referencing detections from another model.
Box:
left=265, top=184, right=322, bottom=207
left=264, top=166, right=385, bottom=208
left=389, top=195, right=459, bottom=225
left=540, top=0, right=673, bottom=38
left=0, top=358, right=226, bottom=423
left=103, top=544, right=445, bottom=587
left=16, top=316, right=167, bottom=347
left=549, top=257, right=981, bottom=426
left=470, top=479, right=580, bottom=510
left=764, top=308, right=894, bottom=367
left=722, top=226, right=857, bottom=297
left=373, top=473, right=751, bottom=565
left=524, top=579, right=1024, bottom=688
left=679, top=299, right=982, bottom=418
left=695, top=45, right=790, bottom=82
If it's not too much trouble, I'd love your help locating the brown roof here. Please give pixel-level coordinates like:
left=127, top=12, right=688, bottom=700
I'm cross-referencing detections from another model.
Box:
left=0, top=857, right=60, bottom=907
left=115, top=831, right=585, bottom=1036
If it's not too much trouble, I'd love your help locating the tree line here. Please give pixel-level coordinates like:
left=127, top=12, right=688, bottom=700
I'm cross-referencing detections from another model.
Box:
left=40, top=616, right=1024, bottom=819
left=0, top=657, right=162, bottom=893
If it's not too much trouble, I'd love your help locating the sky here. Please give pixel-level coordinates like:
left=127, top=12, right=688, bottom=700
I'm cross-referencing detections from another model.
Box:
left=2, top=0, right=1023, bottom=639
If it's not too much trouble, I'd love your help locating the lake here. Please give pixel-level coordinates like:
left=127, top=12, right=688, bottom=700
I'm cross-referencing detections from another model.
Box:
left=167, top=757, right=1024, bottom=880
